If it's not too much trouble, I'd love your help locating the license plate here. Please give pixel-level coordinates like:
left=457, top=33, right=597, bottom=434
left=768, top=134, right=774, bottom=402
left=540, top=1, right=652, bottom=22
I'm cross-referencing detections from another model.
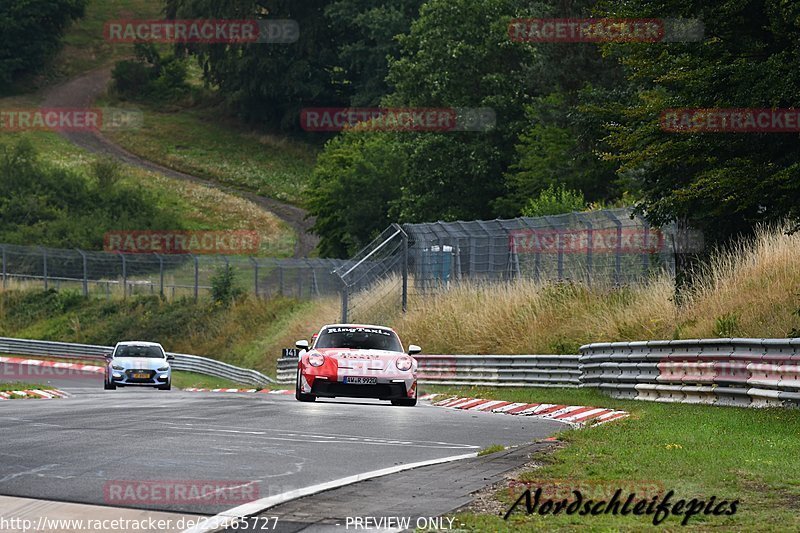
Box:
left=133, top=373, right=149, bottom=379
left=344, top=377, right=377, bottom=385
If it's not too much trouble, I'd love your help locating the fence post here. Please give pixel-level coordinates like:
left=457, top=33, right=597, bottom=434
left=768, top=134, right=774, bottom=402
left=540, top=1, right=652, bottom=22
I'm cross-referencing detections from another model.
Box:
left=76, top=249, right=88, bottom=297
left=278, top=265, right=284, bottom=296
left=1, top=245, right=6, bottom=289
left=193, top=254, right=199, bottom=302
left=641, top=221, right=651, bottom=278
left=41, top=247, right=48, bottom=291
left=398, top=224, right=408, bottom=313
left=155, top=253, right=164, bottom=297
left=249, top=257, right=259, bottom=298
left=118, top=252, right=127, bottom=299
left=341, top=282, right=349, bottom=323
left=603, top=211, right=623, bottom=285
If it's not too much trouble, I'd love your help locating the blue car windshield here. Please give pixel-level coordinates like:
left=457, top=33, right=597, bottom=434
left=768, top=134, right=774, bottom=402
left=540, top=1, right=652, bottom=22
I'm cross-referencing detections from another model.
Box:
left=115, top=346, right=164, bottom=358
left=315, top=327, right=403, bottom=352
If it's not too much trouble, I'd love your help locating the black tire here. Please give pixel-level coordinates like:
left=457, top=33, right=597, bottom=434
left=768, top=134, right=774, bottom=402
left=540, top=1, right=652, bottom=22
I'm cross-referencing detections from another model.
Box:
left=158, top=381, right=171, bottom=391
left=104, top=377, right=116, bottom=390
left=295, top=370, right=316, bottom=402
left=391, top=398, right=417, bottom=407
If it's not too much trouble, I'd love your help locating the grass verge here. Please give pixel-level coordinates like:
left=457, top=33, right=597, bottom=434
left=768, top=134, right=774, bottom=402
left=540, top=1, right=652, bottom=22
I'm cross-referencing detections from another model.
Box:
left=171, top=371, right=243, bottom=390
left=423, top=386, right=800, bottom=532
left=0, top=131, right=295, bottom=256
left=0, top=383, right=55, bottom=393
left=104, top=103, right=318, bottom=205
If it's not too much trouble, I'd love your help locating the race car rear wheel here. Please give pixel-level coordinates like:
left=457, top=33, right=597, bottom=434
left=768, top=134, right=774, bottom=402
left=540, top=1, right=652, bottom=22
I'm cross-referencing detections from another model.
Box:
left=295, top=370, right=316, bottom=402
left=391, top=398, right=417, bottom=407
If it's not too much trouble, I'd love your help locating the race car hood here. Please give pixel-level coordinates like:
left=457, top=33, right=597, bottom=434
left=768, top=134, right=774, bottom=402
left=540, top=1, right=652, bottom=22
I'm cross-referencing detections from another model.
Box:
left=312, top=348, right=411, bottom=371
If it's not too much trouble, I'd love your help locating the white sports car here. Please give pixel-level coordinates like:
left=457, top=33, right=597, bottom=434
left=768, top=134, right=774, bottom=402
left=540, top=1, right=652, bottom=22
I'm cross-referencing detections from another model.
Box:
left=295, top=324, right=421, bottom=406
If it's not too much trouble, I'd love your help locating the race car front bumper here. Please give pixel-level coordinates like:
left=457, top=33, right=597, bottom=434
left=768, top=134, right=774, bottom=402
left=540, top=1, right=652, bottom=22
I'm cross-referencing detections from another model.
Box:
left=310, top=379, right=412, bottom=400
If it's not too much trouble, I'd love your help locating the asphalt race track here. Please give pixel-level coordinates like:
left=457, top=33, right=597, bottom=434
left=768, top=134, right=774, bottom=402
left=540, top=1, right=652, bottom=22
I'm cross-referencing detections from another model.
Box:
left=0, top=362, right=566, bottom=527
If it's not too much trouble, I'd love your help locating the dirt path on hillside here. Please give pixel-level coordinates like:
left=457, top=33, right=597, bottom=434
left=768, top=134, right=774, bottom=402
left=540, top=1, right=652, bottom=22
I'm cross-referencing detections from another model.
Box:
left=40, top=67, right=319, bottom=258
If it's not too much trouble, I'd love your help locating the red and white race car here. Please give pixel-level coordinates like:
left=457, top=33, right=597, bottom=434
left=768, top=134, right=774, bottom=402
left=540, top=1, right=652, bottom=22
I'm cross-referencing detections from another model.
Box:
left=295, top=324, right=421, bottom=406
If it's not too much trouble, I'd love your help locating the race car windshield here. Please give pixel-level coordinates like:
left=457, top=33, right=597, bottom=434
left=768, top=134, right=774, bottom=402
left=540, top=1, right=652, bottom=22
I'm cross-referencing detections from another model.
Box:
left=114, top=345, right=165, bottom=358
left=316, top=328, right=404, bottom=352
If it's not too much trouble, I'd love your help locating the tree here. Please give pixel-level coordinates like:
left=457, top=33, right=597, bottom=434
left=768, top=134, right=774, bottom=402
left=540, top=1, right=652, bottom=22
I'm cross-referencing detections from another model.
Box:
left=0, top=0, right=87, bottom=88
left=382, top=0, right=535, bottom=220
left=594, top=0, right=800, bottom=244
left=497, top=0, right=626, bottom=215
left=307, top=131, right=407, bottom=257
left=326, top=0, right=424, bottom=107
left=165, top=0, right=349, bottom=129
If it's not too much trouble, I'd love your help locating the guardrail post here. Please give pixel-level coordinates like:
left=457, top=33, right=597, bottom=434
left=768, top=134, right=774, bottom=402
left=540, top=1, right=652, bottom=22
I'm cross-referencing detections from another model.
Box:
left=76, top=249, right=88, bottom=297
left=117, top=252, right=127, bottom=299
left=193, top=254, right=199, bottom=302
left=154, top=253, right=164, bottom=297
left=249, top=257, right=259, bottom=298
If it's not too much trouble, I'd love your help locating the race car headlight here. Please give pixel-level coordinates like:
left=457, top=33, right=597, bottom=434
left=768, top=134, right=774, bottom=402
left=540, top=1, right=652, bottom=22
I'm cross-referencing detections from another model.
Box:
left=308, top=354, right=325, bottom=367
left=111, top=364, right=124, bottom=370
left=157, top=366, right=170, bottom=372
left=395, top=356, right=413, bottom=372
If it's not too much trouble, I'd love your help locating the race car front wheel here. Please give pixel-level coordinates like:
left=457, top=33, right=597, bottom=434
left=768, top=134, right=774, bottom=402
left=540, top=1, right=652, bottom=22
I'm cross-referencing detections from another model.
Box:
left=295, top=370, right=316, bottom=402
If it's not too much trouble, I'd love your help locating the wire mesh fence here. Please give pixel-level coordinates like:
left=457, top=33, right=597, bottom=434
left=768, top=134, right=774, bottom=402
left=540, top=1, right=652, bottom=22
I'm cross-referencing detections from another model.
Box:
left=0, top=243, right=349, bottom=301
left=0, top=209, right=702, bottom=320
left=337, top=208, right=703, bottom=322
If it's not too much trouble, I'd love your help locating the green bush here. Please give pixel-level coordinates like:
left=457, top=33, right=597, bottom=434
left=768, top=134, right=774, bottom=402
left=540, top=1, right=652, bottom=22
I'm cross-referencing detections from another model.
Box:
left=0, top=140, right=183, bottom=249
left=111, top=44, right=189, bottom=102
left=210, top=265, right=246, bottom=307
left=522, top=184, right=587, bottom=217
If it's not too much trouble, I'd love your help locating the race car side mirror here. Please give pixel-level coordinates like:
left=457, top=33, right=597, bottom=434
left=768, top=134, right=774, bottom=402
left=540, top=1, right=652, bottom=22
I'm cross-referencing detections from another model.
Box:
left=166, top=354, right=176, bottom=361
left=408, top=345, right=422, bottom=355
left=295, top=340, right=309, bottom=350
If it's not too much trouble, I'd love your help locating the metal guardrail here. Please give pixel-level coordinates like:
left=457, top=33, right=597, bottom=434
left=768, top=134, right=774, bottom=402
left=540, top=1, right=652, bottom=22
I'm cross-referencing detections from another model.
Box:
left=279, top=339, right=800, bottom=408
left=0, top=337, right=275, bottom=386
left=276, top=354, right=581, bottom=388
left=580, top=338, right=800, bottom=407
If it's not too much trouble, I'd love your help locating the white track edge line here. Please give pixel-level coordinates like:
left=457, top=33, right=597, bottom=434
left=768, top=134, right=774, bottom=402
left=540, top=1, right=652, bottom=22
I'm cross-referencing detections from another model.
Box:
left=182, top=452, right=478, bottom=533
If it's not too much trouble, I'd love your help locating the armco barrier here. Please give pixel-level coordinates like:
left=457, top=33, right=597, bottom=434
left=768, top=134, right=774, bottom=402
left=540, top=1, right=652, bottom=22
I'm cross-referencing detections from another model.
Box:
left=580, top=338, right=800, bottom=407
left=276, top=354, right=581, bottom=388
left=279, top=339, right=800, bottom=408
left=0, top=337, right=274, bottom=386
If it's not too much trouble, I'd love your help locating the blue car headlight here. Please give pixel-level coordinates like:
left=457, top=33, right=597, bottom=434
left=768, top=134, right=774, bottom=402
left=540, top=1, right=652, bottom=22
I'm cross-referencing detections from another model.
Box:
left=111, top=364, right=124, bottom=370
left=157, top=366, right=170, bottom=372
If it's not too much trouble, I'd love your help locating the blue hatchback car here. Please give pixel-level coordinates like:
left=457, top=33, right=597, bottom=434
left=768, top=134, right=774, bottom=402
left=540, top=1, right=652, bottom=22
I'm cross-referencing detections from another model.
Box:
left=104, top=341, right=174, bottom=390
